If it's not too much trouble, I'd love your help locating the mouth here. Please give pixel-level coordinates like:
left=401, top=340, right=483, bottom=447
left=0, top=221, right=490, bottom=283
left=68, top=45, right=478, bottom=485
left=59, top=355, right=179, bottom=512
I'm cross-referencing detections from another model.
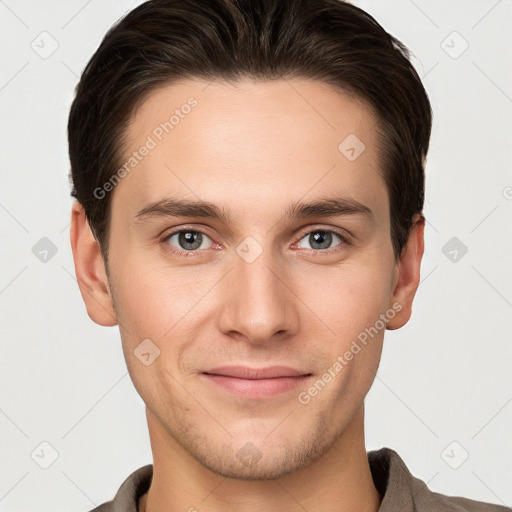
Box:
left=201, top=365, right=313, bottom=399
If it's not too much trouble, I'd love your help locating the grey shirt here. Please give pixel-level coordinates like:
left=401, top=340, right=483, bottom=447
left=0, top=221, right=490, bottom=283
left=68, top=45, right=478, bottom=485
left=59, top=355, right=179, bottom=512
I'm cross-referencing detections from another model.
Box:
left=88, top=447, right=510, bottom=511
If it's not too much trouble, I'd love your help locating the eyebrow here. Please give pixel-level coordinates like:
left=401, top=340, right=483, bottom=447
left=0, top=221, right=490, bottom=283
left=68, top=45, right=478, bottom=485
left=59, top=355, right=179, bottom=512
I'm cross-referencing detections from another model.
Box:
left=133, top=195, right=375, bottom=225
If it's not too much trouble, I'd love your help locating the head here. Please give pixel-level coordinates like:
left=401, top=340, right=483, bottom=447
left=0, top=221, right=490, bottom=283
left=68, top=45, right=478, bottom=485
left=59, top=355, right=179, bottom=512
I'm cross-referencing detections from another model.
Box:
left=69, top=0, right=431, bottom=479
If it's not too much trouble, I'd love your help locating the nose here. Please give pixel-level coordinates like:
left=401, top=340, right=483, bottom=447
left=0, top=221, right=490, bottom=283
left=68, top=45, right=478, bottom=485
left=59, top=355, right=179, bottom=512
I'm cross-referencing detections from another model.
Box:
left=217, top=245, right=300, bottom=346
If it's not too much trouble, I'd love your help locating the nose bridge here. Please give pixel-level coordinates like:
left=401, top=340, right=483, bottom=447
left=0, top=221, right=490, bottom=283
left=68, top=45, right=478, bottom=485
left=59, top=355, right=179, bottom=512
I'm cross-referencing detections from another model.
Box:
left=217, top=239, right=298, bottom=343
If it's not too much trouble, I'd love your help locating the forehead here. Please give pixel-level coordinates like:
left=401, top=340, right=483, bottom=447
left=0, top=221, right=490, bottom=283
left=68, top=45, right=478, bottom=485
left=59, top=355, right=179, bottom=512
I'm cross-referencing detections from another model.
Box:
left=112, top=77, right=387, bottom=223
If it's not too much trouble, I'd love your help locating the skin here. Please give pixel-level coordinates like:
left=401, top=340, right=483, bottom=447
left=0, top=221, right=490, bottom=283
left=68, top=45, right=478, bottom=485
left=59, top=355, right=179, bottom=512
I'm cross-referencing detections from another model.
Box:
left=70, top=78, right=424, bottom=512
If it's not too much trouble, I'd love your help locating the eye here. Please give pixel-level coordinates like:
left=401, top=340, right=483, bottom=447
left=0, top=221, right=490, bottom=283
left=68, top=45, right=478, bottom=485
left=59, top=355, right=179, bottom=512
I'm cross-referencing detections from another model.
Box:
left=161, top=229, right=213, bottom=254
left=294, top=229, right=347, bottom=252
left=160, top=226, right=349, bottom=258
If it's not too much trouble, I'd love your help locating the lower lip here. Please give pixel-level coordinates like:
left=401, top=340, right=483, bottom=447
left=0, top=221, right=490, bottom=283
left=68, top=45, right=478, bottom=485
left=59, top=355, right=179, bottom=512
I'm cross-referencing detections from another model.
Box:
left=202, top=373, right=312, bottom=399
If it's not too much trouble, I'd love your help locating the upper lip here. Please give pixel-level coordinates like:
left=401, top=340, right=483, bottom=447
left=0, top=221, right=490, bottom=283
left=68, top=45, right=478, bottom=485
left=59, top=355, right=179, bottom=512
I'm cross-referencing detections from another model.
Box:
left=203, top=365, right=311, bottom=379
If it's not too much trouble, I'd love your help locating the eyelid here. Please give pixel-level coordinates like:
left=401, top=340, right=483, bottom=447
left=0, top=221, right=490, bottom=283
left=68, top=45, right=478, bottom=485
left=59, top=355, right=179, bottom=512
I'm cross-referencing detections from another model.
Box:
left=294, top=225, right=352, bottom=243
left=160, top=225, right=213, bottom=241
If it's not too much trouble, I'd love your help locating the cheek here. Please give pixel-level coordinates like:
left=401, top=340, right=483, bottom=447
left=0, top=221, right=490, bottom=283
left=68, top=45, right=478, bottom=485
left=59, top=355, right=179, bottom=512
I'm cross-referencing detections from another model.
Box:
left=297, top=260, right=393, bottom=343
left=109, top=255, right=218, bottom=384
left=300, top=265, right=390, bottom=405
left=109, top=229, right=395, bottom=350
left=110, top=253, right=206, bottom=338
left=109, top=260, right=202, bottom=408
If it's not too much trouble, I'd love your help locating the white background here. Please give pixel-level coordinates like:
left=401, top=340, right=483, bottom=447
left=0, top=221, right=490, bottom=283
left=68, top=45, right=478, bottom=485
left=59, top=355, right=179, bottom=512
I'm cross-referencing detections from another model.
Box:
left=0, top=0, right=511, bottom=510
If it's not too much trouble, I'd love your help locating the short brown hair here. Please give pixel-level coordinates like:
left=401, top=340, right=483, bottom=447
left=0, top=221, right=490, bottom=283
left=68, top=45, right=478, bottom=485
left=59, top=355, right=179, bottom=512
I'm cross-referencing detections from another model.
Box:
left=68, top=0, right=432, bottom=266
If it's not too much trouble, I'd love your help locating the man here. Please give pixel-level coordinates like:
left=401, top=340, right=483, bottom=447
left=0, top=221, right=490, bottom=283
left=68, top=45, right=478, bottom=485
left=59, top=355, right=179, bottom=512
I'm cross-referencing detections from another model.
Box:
left=67, top=0, right=510, bottom=511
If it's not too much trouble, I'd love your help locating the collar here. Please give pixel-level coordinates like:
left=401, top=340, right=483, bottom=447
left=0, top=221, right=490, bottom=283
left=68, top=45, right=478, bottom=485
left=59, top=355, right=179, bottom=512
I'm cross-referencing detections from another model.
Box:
left=108, top=447, right=427, bottom=512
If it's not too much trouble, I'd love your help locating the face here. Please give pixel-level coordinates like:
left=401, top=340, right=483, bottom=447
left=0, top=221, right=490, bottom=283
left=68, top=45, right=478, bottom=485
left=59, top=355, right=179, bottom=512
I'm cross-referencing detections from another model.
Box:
left=73, top=78, right=422, bottom=480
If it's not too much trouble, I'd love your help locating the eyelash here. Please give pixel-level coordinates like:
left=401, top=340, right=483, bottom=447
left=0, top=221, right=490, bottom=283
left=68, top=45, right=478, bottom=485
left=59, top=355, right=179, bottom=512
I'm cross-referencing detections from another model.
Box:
left=159, top=226, right=350, bottom=258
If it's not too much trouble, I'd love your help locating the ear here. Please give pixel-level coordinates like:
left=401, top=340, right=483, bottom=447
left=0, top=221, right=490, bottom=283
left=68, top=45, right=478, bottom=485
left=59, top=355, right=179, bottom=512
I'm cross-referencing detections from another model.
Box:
left=386, top=213, right=425, bottom=330
left=69, top=201, right=117, bottom=326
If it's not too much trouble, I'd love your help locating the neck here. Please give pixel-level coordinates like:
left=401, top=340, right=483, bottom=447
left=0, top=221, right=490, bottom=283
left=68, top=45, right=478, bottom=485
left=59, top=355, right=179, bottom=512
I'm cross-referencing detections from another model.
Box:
left=140, top=405, right=381, bottom=512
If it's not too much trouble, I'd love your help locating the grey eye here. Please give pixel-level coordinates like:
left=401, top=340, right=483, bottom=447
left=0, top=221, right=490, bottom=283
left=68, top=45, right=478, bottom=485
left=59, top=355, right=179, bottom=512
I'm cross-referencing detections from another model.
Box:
left=166, top=230, right=212, bottom=251
left=296, top=231, right=343, bottom=250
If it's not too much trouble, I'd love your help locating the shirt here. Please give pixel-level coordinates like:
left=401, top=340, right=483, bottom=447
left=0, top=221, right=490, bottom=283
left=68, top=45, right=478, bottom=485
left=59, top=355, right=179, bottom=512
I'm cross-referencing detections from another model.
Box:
left=88, top=447, right=510, bottom=511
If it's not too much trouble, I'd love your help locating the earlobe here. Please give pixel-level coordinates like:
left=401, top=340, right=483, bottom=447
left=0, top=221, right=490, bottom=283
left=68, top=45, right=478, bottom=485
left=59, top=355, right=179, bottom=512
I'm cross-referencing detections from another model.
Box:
left=69, top=201, right=118, bottom=327
left=386, top=213, right=425, bottom=330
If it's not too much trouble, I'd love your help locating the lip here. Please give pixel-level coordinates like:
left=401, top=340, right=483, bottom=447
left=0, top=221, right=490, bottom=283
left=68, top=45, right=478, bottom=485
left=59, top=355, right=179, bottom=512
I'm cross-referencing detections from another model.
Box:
left=201, top=365, right=312, bottom=399
left=204, top=365, right=309, bottom=379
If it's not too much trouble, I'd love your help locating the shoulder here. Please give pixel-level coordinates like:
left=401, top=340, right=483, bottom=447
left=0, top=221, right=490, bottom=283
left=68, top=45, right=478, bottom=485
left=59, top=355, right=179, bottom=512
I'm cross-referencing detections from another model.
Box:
left=412, top=477, right=510, bottom=511
left=87, top=503, right=112, bottom=512
left=413, top=481, right=511, bottom=511
left=368, top=447, right=510, bottom=512
left=85, top=464, right=153, bottom=512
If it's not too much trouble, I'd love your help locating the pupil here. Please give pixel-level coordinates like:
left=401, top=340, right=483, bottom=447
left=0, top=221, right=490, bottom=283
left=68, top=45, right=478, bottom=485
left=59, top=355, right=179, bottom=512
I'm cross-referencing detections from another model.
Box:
left=179, top=231, right=202, bottom=250
left=311, top=231, right=331, bottom=250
